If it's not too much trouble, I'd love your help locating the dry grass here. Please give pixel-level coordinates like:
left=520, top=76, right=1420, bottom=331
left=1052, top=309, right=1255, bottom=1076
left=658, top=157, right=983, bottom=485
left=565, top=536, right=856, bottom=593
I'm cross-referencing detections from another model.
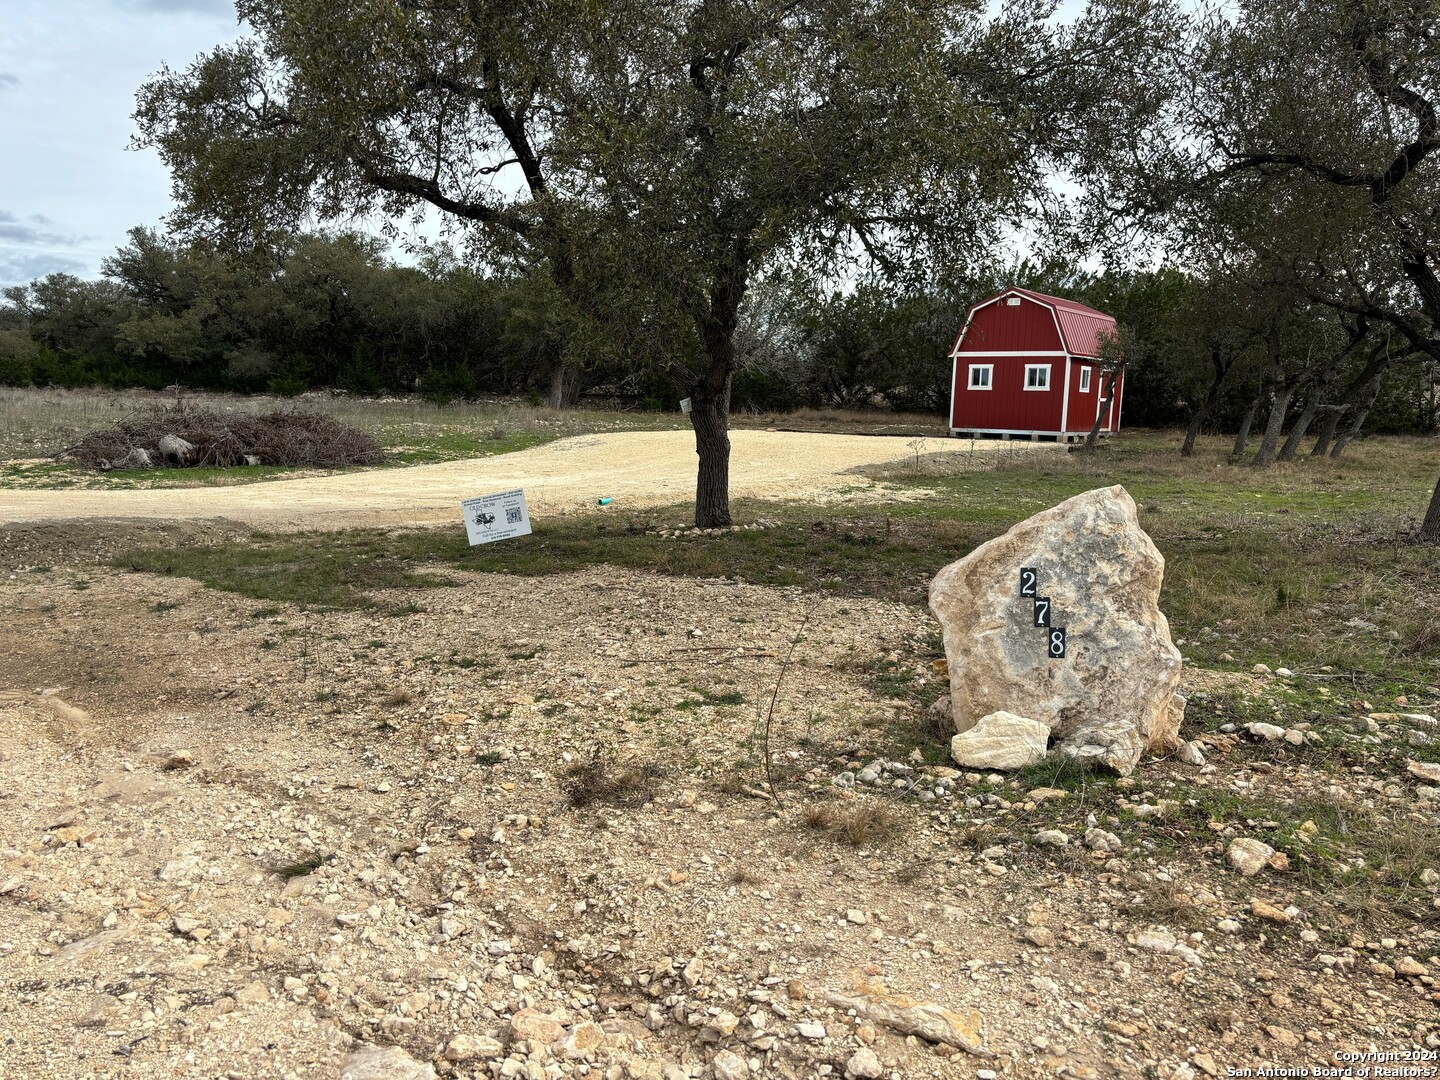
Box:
left=729, top=864, right=761, bottom=885
left=560, top=756, right=663, bottom=809
left=59, top=406, right=384, bottom=470
left=799, top=800, right=907, bottom=847
left=1120, top=874, right=1203, bottom=929
left=801, top=803, right=839, bottom=830
left=381, top=688, right=414, bottom=707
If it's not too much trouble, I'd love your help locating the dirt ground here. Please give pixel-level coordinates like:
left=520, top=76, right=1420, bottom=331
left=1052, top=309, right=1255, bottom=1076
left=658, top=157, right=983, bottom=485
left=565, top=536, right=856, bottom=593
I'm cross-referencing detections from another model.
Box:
left=0, top=433, right=1434, bottom=1080
left=0, top=431, right=1042, bottom=530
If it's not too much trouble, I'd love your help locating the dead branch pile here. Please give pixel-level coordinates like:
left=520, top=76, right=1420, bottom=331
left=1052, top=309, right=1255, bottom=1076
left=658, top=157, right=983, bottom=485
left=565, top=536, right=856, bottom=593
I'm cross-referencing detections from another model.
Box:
left=59, top=407, right=386, bottom=470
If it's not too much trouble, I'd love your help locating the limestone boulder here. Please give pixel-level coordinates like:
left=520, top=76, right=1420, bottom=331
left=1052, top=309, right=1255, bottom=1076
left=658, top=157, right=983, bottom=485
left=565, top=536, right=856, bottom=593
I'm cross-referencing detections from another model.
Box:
left=950, top=711, right=1049, bottom=769
left=929, top=485, right=1182, bottom=775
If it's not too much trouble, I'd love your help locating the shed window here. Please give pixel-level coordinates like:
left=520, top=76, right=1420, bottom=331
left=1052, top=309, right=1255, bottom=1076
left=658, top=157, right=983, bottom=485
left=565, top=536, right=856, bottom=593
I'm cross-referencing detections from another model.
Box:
left=1078, top=366, right=1092, bottom=393
left=1006, top=297, right=1022, bottom=306
left=1024, top=364, right=1051, bottom=391
left=968, top=364, right=993, bottom=390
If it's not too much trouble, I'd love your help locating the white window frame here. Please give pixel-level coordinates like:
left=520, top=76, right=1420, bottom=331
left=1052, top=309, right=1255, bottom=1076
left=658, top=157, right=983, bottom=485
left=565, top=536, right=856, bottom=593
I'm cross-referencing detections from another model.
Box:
left=1023, top=364, right=1051, bottom=391
left=967, top=364, right=993, bottom=390
left=1078, top=366, right=1092, bottom=393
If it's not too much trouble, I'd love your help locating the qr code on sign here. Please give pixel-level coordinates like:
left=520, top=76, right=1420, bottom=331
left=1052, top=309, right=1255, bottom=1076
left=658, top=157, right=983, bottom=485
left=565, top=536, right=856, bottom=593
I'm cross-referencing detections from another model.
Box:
left=506, top=508, right=522, bottom=524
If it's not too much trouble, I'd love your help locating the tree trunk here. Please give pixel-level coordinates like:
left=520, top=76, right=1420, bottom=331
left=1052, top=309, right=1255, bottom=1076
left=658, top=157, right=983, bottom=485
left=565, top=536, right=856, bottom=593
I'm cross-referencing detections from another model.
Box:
left=1232, top=393, right=1262, bottom=459
left=546, top=360, right=569, bottom=410
left=1312, top=342, right=1399, bottom=456
left=689, top=376, right=733, bottom=527
left=1182, top=348, right=1234, bottom=457
left=1083, top=369, right=1117, bottom=453
left=1309, top=405, right=1345, bottom=457
left=1329, top=375, right=1383, bottom=459
left=1421, top=476, right=1440, bottom=544
left=1277, top=377, right=1336, bottom=461
left=1181, top=410, right=1206, bottom=456
left=1251, top=386, right=1295, bottom=467
left=681, top=241, right=751, bottom=529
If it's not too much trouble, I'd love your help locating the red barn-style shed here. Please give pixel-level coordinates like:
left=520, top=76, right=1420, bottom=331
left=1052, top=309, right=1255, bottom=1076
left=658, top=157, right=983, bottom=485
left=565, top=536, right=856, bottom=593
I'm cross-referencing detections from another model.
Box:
left=947, top=287, right=1123, bottom=441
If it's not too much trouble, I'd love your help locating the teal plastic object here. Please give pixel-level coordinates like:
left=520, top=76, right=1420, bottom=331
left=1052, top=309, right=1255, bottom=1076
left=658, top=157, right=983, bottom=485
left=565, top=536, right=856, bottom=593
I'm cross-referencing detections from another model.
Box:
left=597, top=497, right=613, bottom=506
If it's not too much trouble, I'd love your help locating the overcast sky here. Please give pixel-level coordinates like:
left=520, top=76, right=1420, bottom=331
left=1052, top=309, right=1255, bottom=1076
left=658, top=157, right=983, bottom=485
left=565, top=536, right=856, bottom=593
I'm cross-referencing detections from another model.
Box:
left=1, top=0, right=1093, bottom=292
left=0, top=0, right=243, bottom=288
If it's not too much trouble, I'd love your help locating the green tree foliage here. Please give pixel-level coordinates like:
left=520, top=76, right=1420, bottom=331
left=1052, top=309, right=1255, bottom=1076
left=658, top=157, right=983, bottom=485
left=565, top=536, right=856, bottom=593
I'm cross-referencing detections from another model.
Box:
left=1083, top=0, right=1440, bottom=535
left=131, top=0, right=1165, bottom=526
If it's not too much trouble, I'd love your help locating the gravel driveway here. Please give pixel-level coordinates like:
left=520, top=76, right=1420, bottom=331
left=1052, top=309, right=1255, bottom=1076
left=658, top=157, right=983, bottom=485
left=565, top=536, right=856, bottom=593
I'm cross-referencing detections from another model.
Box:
left=0, top=430, right=1037, bottom=529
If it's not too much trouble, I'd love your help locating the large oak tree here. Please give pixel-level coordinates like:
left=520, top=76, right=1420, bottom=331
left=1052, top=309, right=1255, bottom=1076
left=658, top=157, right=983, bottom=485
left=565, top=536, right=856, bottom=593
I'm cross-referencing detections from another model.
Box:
left=135, top=0, right=1162, bottom=526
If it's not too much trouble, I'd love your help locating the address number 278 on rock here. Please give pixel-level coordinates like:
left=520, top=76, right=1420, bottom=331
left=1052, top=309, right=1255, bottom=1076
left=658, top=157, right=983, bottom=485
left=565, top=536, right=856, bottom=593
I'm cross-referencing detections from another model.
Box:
left=1020, top=567, right=1065, bottom=658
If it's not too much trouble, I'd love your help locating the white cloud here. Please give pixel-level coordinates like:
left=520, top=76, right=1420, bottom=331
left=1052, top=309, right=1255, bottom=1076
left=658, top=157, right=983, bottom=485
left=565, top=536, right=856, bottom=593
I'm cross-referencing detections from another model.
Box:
left=0, top=250, right=89, bottom=283
left=0, top=210, right=94, bottom=248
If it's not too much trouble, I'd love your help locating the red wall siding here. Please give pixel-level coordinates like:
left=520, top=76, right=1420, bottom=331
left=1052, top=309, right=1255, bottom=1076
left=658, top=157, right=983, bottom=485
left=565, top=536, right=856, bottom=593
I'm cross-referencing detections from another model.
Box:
left=952, top=357, right=1064, bottom=431
left=955, top=297, right=1064, bottom=353
left=1066, top=360, right=1097, bottom=432
left=1061, top=363, right=1122, bottom=432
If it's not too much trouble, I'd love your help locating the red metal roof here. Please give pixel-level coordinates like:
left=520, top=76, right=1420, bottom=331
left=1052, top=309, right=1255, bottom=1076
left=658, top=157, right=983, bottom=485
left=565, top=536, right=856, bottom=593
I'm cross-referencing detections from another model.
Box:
left=973, top=287, right=1117, bottom=359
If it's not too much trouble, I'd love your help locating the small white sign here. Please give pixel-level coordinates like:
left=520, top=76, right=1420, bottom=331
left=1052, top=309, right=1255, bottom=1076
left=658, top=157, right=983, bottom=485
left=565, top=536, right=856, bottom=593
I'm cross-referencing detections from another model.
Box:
left=461, top=489, right=532, bottom=546
left=679, top=397, right=693, bottom=414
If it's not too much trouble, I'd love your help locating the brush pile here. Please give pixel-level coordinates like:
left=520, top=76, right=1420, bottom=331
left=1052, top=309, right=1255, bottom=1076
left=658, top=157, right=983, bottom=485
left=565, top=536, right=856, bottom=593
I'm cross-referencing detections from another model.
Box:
left=59, top=407, right=385, bottom=471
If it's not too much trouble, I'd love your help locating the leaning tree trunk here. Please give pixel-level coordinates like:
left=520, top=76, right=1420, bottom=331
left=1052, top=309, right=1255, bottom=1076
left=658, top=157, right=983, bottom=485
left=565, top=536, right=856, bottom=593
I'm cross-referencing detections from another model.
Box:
left=1421, top=476, right=1440, bottom=544
left=1182, top=347, right=1234, bottom=457
left=1252, top=383, right=1298, bottom=467
left=1279, top=330, right=1366, bottom=461
left=1309, top=404, right=1347, bottom=458
left=1277, top=377, right=1333, bottom=461
left=1329, top=375, right=1384, bottom=460
left=1232, top=393, right=1263, bottom=459
left=1180, top=409, right=1208, bottom=457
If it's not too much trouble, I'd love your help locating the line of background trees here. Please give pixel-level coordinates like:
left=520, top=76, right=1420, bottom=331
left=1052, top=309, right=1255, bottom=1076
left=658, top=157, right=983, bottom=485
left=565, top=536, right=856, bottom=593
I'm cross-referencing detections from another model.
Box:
left=4, top=226, right=1436, bottom=448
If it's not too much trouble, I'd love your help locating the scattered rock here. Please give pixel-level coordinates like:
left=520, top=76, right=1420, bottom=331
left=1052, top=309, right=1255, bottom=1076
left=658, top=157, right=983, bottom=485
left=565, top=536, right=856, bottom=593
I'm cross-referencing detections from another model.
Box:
left=1225, top=838, right=1275, bottom=877
left=712, top=1050, right=748, bottom=1080
left=1245, top=722, right=1286, bottom=742
left=1407, top=760, right=1440, bottom=784
left=1249, top=899, right=1291, bottom=924
left=1132, top=929, right=1202, bottom=966
left=1033, top=829, right=1069, bottom=847
left=1395, top=956, right=1428, bottom=977
left=949, top=711, right=1049, bottom=770
left=823, top=989, right=990, bottom=1056
left=1084, top=828, right=1122, bottom=852
left=511, top=1007, right=564, bottom=1044
left=234, top=980, right=269, bottom=1004
left=444, top=1034, right=503, bottom=1062
left=1023, top=926, right=1056, bottom=948
left=56, top=927, right=130, bottom=962
left=846, top=1047, right=883, bottom=1079
left=341, top=1044, right=438, bottom=1080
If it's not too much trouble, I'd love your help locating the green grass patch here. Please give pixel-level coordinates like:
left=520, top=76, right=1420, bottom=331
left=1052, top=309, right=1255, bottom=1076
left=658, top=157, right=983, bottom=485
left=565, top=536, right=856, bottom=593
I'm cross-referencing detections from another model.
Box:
left=675, top=687, right=747, bottom=710
left=108, top=431, right=1440, bottom=696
